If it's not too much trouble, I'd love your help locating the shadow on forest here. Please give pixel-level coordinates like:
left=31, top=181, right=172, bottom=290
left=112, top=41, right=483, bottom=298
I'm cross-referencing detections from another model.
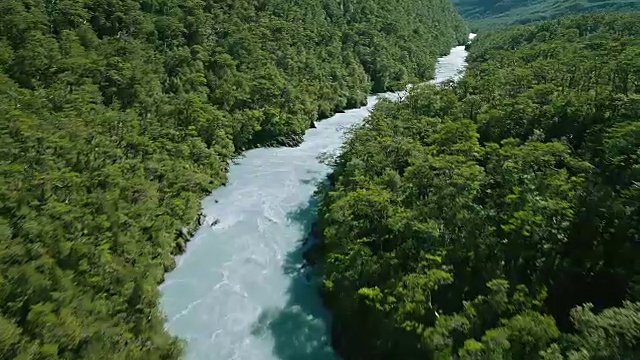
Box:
left=250, top=193, right=339, bottom=360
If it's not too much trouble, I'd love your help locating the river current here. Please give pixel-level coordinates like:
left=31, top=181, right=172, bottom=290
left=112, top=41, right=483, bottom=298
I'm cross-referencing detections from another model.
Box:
left=160, top=35, right=475, bottom=360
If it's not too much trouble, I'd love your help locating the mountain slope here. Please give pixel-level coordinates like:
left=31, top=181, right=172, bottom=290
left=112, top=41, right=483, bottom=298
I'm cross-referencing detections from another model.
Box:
left=453, top=0, right=640, bottom=29
left=0, top=0, right=466, bottom=358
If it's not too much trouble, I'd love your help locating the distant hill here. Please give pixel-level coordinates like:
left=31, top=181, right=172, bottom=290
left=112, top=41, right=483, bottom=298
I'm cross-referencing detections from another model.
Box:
left=453, top=0, right=640, bottom=29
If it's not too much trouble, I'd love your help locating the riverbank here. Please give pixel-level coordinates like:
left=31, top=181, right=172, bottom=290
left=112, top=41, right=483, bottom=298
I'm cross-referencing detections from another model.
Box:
left=308, top=36, right=475, bottom=359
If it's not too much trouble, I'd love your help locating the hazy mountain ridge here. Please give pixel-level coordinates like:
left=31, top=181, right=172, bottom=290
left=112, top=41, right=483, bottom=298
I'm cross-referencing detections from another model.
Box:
left=453, top=0, right=640, bottom=29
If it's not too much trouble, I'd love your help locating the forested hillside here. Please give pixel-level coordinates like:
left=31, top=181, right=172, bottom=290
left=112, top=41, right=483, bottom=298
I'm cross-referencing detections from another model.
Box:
left=0, top=0, right=467, bottom=358
left=452, top=0, right=640, bottom=29
left=316, top=12, right=640, bottom=359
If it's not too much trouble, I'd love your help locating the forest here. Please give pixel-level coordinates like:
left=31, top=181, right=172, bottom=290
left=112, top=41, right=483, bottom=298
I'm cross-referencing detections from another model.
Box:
left=0, top=0, right=467, bottom=358
left=316, top=12, right=640, bottom=360
left=452, top=0, right=640, bottom=30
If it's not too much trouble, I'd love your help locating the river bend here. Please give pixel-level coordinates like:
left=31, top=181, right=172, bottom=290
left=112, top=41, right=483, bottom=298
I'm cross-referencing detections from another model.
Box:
left=160, top=36, right=474, bottom=360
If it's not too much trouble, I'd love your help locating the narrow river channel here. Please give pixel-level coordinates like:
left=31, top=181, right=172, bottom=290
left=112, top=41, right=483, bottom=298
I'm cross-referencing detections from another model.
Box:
left=160, top=35, right=475, bottom=360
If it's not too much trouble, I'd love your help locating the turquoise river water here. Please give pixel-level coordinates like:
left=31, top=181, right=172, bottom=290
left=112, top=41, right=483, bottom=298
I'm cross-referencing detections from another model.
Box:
left=160, top=35, right=475, bottom=360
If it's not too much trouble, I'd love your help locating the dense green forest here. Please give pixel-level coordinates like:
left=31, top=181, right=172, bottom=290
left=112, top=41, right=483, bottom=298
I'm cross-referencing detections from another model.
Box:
left=0, top=0, right=467, bottom=358
left=452, top=0, right=640, bottom=30
left=316, top=12, right=640, bottom=360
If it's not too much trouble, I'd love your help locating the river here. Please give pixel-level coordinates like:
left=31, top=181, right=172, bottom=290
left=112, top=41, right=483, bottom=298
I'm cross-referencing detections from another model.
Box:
left=159, top=35, right=475, bottom=360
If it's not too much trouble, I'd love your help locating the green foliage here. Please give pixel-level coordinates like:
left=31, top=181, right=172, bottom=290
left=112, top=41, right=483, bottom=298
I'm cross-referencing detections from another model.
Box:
left=0, top=0, right=466, bottom=358
left=317, top=12, right=640, bottom=360
left=452, top=0, right=640, bottom=30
